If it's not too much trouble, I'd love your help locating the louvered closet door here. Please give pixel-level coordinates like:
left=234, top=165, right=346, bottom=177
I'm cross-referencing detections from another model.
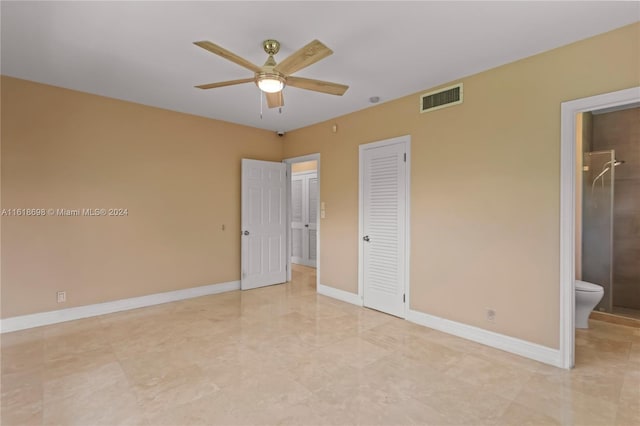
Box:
left=362, top=141, right=406, bottom=317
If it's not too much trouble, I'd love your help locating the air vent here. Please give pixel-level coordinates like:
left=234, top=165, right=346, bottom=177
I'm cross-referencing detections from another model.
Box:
left=420, top=83, right=463, bottom=113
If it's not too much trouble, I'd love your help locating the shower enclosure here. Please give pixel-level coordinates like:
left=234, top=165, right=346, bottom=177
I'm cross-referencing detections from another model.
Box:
left=582, top=150, right=617, bottom=312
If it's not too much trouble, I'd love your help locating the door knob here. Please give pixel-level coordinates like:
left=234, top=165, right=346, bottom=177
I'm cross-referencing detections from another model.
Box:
left=243, top=230, right=250, bottom=236
left=363, top=235, right=370, bottom=242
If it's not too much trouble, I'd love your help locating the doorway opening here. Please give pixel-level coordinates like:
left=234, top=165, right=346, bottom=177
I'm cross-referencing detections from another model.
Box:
left=291, top=162, right=318, bottom=268
left=560, top=86, right=640, bottom=368
left=284, top=154, right=320, bottom=290
left=578, top=107, right=640, bottom=323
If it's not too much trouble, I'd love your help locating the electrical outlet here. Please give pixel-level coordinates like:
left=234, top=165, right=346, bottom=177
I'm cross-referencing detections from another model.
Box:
left=486, top=308, right=496, bottom=322
left=57, top=291, right=66, bottom=303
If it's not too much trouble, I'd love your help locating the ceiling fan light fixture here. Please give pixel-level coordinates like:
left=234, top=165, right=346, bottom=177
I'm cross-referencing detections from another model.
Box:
left=256, top=72, right=285, bottom=93
left=258, top=78, right=284, bottom=93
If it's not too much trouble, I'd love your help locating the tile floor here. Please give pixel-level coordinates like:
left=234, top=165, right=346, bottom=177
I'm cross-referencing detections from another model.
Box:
left=612, top=306, right=640, bottom=321
left=1, top=265, right=639, bottom=425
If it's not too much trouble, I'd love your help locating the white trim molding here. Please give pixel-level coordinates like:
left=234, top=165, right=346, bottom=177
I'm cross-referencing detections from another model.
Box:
left=317, top=283, right=363, bottom=306
left=407, top=309, right=563, bottom=368
left=559, top=86, right=640, bottom=369
left=0, top=280, right=240, bottom=333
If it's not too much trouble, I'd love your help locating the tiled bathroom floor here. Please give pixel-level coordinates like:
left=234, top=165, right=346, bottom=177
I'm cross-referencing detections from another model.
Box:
left=612, top=306, right=640, bottom=321
left=2, top=265, right=639, bottom=425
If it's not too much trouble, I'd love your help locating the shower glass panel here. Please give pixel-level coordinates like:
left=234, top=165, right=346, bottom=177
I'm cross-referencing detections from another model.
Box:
left=582, top=150, right=615, bottom=312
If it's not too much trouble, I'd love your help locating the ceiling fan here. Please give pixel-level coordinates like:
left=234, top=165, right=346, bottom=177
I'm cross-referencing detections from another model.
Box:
left=194, top=39, right=349, bottom=108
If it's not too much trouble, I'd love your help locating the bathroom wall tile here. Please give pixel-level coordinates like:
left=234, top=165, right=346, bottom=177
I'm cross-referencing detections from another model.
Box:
left=613, top=179, right=640, bottom=216
left=592, top=106, right=640, bottom=312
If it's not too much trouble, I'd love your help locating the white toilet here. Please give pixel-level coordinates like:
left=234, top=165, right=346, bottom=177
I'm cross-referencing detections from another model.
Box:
left=575, top=280, right=604, bottom=328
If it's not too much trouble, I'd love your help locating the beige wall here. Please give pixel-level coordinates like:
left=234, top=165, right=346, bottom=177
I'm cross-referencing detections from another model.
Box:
left=282, top=23, right=640, bottom=349
left=292, top=160, right=317, bottom=173
left=1, top=76, right=282, bottom=318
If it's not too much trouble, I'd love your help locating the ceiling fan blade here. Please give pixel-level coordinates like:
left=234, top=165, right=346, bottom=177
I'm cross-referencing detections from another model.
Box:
left=266, top=91, right=284, bottom=109
left=287, top=76, right=349, bottom=96
left=195, top=78, right=254, bottom=90
left=194, top=41, right=262, bottom=73
left=274, top=40, right=332, bottom=75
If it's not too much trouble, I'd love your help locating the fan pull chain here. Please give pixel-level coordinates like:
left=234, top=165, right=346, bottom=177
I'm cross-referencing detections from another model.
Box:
left=279, top=107, right=282, bottom=114
left=260, top=91, right=263, bottom=119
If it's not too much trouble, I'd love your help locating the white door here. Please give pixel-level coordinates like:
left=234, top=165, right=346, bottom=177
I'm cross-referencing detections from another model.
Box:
left=291, top=171, right=318, bottom=267
left=241, top=159, right=287, bottom=290
left=361, top=137, right=408, bottom=317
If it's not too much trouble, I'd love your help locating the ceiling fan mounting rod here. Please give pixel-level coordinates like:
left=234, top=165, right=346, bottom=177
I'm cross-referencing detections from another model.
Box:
left=262, top=39, right=280, bottom=56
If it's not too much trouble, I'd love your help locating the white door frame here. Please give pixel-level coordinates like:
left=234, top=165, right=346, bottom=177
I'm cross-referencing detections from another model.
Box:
left=358, top=135, right=411, bottom=317
left=283, top=153, right=320, bottom=286
left=559, top=86, right=640, bottom=369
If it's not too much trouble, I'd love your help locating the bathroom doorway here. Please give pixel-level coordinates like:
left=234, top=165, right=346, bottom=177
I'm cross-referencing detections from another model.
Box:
left=578, top=107, right=640, bottom=321
left=560, top=87, right=639, bottom=369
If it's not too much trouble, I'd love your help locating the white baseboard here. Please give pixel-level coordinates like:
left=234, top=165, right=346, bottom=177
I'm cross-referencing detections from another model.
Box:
left=406, top=309, right=564, bottom=368
left=318, top=283, right=363, bottom=306
left=0, top=280, right=240, bottom=334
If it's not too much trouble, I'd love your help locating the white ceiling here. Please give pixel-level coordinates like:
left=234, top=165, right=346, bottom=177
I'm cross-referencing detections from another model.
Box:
left=2, top=1, right=638, bottom=132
